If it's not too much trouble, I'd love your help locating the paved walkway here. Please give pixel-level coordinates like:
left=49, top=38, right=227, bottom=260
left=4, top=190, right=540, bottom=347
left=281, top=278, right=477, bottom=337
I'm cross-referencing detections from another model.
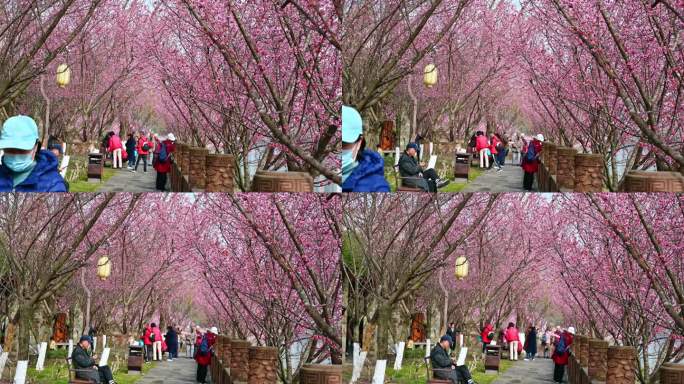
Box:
left=137, top=357, right=199, bottom=383
left=99, top=165, right=158, bottom=192
left=491, top=357, right=557, bottom=384
left=462, top=164, right=535, bottom=192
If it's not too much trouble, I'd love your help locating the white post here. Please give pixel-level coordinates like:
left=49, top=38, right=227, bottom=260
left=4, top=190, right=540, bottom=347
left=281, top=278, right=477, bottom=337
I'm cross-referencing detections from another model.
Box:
left=0, top=352, right=8, bottom=378
left=352, top=351, right=367, bottom=383
left=459, top=334, right=464, bottom=348
left=99, top=347, right=110, bottom=366
left=393, top=341, right=405, bottom=370
left=68, top=339, right=74, bottom=359
left=430, top=142, right=434, bottom=156
left=93, top=336, right=97, bottom=352
left=14, top=360, right=28, bottom=384
left=102, top=335, right=107, bottom=350
left=372, top=359, right=386, bottom=384
left=36, top=342, right=47, bottom=371
left=425, top=339, right=431, bottom=357
left=394, top=147, right=401, bottom=166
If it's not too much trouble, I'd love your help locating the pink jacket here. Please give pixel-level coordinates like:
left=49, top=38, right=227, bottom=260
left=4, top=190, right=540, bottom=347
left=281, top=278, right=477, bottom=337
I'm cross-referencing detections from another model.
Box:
left=108, top=135, right=123, bottom=151
left=505, top=327, right=520, bottom=342
left=152, top=326, right=163, bottom=342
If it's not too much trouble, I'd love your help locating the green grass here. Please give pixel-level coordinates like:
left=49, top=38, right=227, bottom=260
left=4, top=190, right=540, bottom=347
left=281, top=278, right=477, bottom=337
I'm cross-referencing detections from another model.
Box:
left=384, top=158, right=484, bottom=193
left=67, top=167, right=116, bottom=192
left=381, top=356, right=513, bottom=384
left=26, top=354, right=156, bottom=384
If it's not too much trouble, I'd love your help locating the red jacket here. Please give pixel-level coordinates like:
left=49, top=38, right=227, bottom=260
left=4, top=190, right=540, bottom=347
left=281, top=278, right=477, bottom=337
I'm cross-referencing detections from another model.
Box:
left=475, top=135, right=489, bottom=152
left=195, top=333, right=216, bottom=366
left=137, top=137, right=150, bottom=155
left=521, top=139, right=543, bottom=174
left=489, top=136, right=500, bottom=155
left=504, top=327, right=520, bottom=343
left=552, top=332, right=574, bottom=365
left=143, top=327, right=152, bottom=345
left=107, top=135, right=123, bottom=152
left=153, top=140, right=175, bottom=174
left=481, top=324, right=494, bottom=343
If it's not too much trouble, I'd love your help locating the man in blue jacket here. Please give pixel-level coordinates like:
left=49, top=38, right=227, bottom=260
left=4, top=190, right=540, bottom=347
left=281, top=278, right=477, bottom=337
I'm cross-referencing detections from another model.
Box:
left=0, top=115, right=67, bottom=192
left=341, top=106, right=390, bottom=192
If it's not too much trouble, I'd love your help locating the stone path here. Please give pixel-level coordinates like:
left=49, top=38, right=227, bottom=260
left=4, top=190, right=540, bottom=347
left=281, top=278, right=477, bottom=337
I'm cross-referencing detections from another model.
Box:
left=99, top=165, right=158, bottom=192
left=462, top=163, right=537, bottom=193
left=137, top=357, right=200, bottom=383
left=491, top=357, right=557, bottom=384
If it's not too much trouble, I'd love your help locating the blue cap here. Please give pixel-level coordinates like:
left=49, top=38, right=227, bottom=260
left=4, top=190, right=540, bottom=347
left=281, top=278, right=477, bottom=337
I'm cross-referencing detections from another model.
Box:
left=440, top=335, right=452, bottom=343
left=342, top=106, right=363, bottom=143
left=406, top=143, right=419, bottom=151
left=0, top=116, right=39, bottom=150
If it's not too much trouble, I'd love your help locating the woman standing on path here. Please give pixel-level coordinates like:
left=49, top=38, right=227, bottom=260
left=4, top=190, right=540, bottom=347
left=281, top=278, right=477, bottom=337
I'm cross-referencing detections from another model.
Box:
left=133, top=133, right=150, bottom=173
left=151, top=323, right=163, bottom=361
left=552, top=327, right=575, bottom=383
left=125, top=133, right=137, bottom=169
left=504, top=322, right=520, bottom=361
left=165, top=326, right=178, bottom=361
left=521, top=134, right=544, bottom=191
left=107, top=132, right=123, bottom=169
left=524, top=326, right=537, bottom=360
left=195, top=327, right=217, bottom=384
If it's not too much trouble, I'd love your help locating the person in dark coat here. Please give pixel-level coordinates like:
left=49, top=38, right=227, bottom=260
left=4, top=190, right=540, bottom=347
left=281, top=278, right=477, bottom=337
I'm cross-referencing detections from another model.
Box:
left=430, top=335, right=476, bottom=384
left=398, top=143, right=448, bottom=192
left=0, top=116, right=67, bottom=192
left=341, top=106, right=390, bottom=192
left=524, top=326, right=538, bottom=360
left=125, top=133, right=137, bottom=169
left=165, top=326, right=179, bottom=361
left=446, top=323, right=458, bottom=351
left=552, top=327, right=575, bottom=383
left=72, top=336, right=116, bottom=384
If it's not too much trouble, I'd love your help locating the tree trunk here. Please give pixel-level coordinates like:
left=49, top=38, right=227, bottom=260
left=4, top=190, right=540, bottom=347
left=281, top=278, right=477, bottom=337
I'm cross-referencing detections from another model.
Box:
left=375, top=305, right=392, bottom=359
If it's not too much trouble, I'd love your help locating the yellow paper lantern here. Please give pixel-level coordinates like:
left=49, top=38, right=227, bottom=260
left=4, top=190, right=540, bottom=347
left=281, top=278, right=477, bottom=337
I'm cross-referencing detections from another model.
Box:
left=56, top=64, right=71, bottom=88
left=97, top=256, right=111, bottom=280
left=423, top=64, right=438, bottom=88
left=454, top=256, right=469, bottom=280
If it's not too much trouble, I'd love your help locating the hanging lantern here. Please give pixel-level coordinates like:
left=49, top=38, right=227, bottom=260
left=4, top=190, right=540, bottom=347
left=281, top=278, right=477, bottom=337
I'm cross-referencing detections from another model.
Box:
left=56, top=64, right=71, bottom=88
left=423, top=64, right=438, bottom=88
left=454, top=256, right=469, bottom=280
left=96, top=256, right=111, bottom=281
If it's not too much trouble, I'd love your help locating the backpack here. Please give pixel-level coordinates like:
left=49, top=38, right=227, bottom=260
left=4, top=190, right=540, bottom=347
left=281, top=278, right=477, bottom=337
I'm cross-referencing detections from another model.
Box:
left=556, top=334, right=568, bottom=354
left=526, top=141, right=537, bottom=161
left=541, top=333, right=548, bottom=343
left=149, top=332, right=156, bottom=342
left=142, top=141, right=150, bottom=151
left=158, top=142, right=168, bottom=162
left=199, top=335, right=210, bottom=356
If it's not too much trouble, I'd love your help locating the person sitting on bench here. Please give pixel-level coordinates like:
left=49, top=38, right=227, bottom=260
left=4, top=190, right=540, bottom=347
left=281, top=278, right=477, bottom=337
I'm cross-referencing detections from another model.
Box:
left=430, top=335, right=476, bottom=384
left=398, top=143, right=449, bottom=192
left=72, top=336, right=116, bottom=384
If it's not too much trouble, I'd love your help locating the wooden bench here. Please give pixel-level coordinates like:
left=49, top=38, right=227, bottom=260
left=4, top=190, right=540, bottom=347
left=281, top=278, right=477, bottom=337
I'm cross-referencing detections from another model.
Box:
left=422, top=356, right=453, bottom=384
left=392, top=164, right=424, bottom=192
left=66, top=357, right=94, bottom=384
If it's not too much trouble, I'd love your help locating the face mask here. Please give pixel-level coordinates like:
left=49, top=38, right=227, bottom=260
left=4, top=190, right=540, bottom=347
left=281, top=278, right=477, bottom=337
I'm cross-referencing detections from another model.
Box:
left=341, top=149, right=358, bottom=183
left=3, top=153, right=35, bottom=173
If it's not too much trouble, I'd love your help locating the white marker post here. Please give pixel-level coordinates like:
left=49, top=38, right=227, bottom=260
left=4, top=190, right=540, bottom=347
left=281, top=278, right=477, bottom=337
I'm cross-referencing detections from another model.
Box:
left=393, top=341, right=405, bottom=370
left=102, top=335, right=107, bottom=350
left=459, top=334, right=464, bottom=348
left=68, top=339, right=74, bottom=359
left=372, top=359, right=386, bottom=384
left=36, top=342, right=47, bottom=371
left=99, top=347, right=110, bottom=366
left=0, top=352, right=8, bottom=378
left=14, top=360, right=28, bottom=384
left=394, top=147, right=401, bottom=166
left=93, top=336, right=97, bottom=352
left=425, top=339, right=431, bottom=358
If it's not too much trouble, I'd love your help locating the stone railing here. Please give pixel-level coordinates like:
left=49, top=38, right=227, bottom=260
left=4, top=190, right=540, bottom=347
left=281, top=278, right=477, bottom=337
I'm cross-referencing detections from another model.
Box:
left=538, top=142, right=684, bottom=192
left=538, top=143, right=604, bottom=192
left=170, top=143, right=235, bottom=192
left=568, top=335, right=636, bottom=384
left=210, top=335, right=341, bottom=384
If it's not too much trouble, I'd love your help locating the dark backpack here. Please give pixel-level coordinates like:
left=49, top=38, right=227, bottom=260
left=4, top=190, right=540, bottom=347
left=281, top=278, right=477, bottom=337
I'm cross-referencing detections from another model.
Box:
left=556, top=334, right=568, bottom=354
left=142, top=141, right=150, bottom=151
left=526, top=141, right=537, bottom=161
left=149, top=332, right=156, bottom=342
left=158, top=142, right=169, bottom=162
left=199, top=335, right=210, bottom=356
